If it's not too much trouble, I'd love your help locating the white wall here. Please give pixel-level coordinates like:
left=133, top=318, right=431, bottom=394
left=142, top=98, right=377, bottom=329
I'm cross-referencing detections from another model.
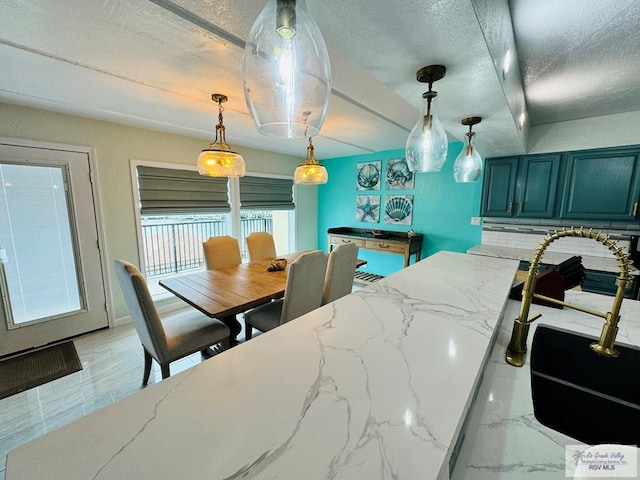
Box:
left=0, top=102, right=319, bottom=321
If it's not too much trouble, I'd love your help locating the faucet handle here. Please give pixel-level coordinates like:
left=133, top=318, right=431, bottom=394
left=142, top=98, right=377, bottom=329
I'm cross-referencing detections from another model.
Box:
left=524, top=313, right=542, bottom=325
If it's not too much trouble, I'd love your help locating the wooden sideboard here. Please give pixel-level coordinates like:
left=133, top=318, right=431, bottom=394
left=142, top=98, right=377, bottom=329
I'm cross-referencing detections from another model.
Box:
left=328, top=227, right=423, bottom=268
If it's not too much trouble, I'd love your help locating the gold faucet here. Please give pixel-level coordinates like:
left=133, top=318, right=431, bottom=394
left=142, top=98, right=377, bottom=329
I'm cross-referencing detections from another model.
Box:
left=506, top=227, right=635, bottom=367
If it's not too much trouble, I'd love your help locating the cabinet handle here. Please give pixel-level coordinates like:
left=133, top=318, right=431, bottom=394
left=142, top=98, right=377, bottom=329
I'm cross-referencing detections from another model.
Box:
left=518, top=201, right=523, bottom=213
left=378, top=243, right=389, bottom=249
left=508, top=202, right=513, bottom=214
left=341, top=239, right=352, bottom=243
left=634, top=201, right=638, bottom=217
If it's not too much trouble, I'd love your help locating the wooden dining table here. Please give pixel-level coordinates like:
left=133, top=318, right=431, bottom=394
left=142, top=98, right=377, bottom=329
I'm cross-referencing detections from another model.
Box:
left=159, top=252, right=366, bottom=345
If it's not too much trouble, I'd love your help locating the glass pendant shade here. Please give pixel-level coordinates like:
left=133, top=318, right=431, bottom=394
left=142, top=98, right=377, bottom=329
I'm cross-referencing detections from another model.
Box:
left=405, top=101, right=448, bottom=173
left=453, top=143, right=482, bottom=182
left=197, top=94, right=245, bottom=177
left=453, top=116, right=483, bottom=183
left=294, top=138, right=328, bottom=184
left=197, top=149, right=246, bottom=177
left=243, top=0, right=331, bottom=139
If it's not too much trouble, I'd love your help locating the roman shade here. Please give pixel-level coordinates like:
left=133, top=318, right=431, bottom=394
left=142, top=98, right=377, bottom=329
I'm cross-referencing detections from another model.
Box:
left=137, top=166, right=230, bottom=215
left=239, top=175, right=295, bottom=210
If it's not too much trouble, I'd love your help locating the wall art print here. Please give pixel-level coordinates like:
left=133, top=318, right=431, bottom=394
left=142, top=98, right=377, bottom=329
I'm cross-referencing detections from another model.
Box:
left=355, top=195, right=380, bottom=222
left=384, top=195, right=413, bottom=225
left=356, top=161, right=381, bottom=190
left=385, top=158, right=414, bottom=189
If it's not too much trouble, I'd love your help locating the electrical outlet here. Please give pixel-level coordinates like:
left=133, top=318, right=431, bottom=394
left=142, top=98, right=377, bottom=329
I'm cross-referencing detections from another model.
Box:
left=470, top=217, right=481, bottom=226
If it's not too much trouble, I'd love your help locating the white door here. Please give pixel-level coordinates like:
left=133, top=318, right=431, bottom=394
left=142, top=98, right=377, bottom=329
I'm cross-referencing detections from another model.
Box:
left=0, top=143, right=108, bottom=356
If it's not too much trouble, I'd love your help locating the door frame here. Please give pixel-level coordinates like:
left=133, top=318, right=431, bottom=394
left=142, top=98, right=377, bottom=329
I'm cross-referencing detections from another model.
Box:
left=0, top=136, right=114, bottom=330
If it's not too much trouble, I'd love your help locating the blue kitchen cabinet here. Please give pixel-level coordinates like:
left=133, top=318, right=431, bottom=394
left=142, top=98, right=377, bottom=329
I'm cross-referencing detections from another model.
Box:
left=481, top=154, right=561, bottom=218
left=560, top=147, right=640, bottom=221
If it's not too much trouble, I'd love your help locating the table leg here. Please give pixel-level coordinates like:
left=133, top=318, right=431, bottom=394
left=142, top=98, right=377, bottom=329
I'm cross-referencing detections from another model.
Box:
left=219, top=315, right=242, bottom=346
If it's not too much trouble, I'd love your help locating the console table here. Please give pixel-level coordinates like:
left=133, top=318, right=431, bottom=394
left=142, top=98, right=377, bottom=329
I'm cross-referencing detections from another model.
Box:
left=328, top=227, right=423, bottom=268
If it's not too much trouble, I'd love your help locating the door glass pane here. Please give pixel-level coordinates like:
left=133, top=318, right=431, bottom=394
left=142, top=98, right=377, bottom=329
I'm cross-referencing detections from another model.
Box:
left=0, top=163, right=82, bottom=326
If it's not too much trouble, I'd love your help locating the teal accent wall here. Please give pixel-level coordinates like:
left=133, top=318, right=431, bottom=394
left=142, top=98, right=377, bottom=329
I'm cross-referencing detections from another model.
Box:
left=318, top=145, right=483, bottom=276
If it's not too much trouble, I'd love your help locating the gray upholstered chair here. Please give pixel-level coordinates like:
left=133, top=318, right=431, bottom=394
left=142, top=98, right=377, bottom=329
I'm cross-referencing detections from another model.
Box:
left=244, top=250, right=328, bottom=339
left=245, top=231, right=277, bottom=261
left=203, top=235, right=242, bottom=270
left=114, top=260, right=230, bottom=385
left=322, top=242, right=359, bottom=305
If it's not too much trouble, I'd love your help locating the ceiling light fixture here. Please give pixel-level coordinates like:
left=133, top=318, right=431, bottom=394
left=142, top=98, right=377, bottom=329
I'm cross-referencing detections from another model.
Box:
left=294, top=137, right=328, bottom=185
left=406, top=65, right=448, bottom=173
left=243, top=0, right=331, bottom=139
left=197, top=94, right=246, bottom=177
left=453, top=117, right=483, bottom=183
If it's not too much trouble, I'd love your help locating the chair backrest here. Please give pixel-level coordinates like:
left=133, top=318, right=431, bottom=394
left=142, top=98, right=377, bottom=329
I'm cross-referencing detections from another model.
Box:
left=246, top=231, right=277, bottom=261
left=280, top=250, right=328, bottom=324
left=322, top=243, right=359, bottom=305
left=114, top=260, right=168, bottom=361
left=203, top=235, right=242, bottom=269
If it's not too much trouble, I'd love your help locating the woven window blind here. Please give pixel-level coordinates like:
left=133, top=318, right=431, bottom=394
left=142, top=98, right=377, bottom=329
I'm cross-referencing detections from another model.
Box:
left=239, top=175, right=295, bottom=210
left=136, top=166, right=230, bottom=214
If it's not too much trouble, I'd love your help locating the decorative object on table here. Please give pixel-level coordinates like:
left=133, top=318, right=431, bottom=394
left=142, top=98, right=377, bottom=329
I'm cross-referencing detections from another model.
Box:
left=385, top=158, right=414, bottom=189
left=453, top=116, right=483, bottom=183
left=197, top=94, right=246, bottom=177
left=356, top=161, right=381, bottom=190
left=384, top=195, right=413, bottom=225
left=243, top=0, right=331, bottom=139
left=406, top=65, right=448, bottom=173
left=267, top=258, right=288, bottom=272
left=355, top=195, right=380, bottom=222
left=0, top=341, right=82, bottom=400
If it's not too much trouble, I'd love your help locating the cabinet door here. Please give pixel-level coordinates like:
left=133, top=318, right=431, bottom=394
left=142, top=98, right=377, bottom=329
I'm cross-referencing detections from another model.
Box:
left=517, top=154, right=561, bottom=218
left=561, top=149, right=640, bottom=220
left=481, top=157, right=518, bottom=217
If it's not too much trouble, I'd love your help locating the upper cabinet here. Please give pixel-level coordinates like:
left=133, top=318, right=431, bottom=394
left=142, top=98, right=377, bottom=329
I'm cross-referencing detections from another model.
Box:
left=560, top=147, right=640, bottom=221
left=481, top=154, right=560, bottom=218
left=482, top=145, right=640, bottom=223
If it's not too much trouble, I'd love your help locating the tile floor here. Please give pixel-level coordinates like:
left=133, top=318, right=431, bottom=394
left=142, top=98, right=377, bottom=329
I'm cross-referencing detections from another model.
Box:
left=0, top=322, right=214, bottom=478
left=0, top=280, right=371, bottom=478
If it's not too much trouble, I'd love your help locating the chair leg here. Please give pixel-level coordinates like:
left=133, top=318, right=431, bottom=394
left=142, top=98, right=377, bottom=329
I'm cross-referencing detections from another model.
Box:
left=244, top=319, right=253, bottom=340
left=160, top=363, right=170, bottom=379
left=142, top=348, right=153, bottom=386
left=220, top=337, right=230, bottom=350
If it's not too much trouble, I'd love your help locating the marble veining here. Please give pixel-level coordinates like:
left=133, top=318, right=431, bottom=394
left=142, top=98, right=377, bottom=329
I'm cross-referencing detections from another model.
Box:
left=5, top=252, right=519, bottom=480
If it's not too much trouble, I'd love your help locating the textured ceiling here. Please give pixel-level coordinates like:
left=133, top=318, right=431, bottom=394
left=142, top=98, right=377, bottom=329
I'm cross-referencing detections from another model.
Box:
left=0, top=0, right=637, bottom=160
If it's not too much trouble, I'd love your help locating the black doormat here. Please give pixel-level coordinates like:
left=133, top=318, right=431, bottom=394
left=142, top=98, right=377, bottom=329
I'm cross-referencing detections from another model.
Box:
left=0, top=341, right=82, bottom=400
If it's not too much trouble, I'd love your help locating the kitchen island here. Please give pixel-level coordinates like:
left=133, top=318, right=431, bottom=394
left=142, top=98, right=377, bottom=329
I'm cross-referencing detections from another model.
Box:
left=452, top=288, right=640, bottom=479
left=5, top=252, right=518, bottom=480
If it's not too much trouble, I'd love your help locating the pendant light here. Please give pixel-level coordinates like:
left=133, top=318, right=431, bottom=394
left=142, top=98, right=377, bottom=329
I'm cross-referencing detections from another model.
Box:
left=243, top=0, right=331, bottom=139
left=294, top=136, right=328, bottom=185
left=453, top=117, right=483, bottom=183
left=197, top=94, right=246, bottom=177
left=405, top=65, right=448, bottom=173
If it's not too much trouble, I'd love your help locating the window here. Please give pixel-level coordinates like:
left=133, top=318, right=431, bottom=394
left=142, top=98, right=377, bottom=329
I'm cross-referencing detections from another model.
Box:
left=132, top=162, right=295, bottom=296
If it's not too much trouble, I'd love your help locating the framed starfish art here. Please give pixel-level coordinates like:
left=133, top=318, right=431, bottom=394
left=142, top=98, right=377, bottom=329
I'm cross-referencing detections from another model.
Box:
left=355, top=195, right=380, bottom=222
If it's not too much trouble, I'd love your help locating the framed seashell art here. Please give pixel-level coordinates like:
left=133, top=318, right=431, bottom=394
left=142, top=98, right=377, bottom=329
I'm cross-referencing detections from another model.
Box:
left=356, top=161, right=381, bottom=190
left=384, top=195, right=413, bottom=225
left=385, top=158, right=414, bottom=189
left=356, top=195, right=380, bottom=222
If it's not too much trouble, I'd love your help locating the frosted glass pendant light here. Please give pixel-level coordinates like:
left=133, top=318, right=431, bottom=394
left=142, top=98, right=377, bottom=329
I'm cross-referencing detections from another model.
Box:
left=197, top=94, right=246, bottom=177
left=294, top=136, right=328, bottom=184
left=405, top=65, right=448, bottom=173
left=243, top=0, right=331, bottom=139
left=453, top=117, right=483, bottom=183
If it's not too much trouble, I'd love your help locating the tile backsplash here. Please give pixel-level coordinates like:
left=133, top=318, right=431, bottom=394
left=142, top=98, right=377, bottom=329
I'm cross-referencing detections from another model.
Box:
left=482, top=227, right=631, bottom=259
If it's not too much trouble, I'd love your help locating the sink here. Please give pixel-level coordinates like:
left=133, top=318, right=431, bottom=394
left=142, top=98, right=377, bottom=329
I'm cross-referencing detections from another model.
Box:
left=531, top=325, right=640, bottom=445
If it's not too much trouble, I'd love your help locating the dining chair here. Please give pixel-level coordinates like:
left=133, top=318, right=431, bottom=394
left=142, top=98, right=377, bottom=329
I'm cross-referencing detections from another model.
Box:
left=114, top=260, right=231, bottom=385
left=322, top=242, right=360, bottom=305
left=244, top=250, right=328, bottom=339
left=246, top=231, right=277, bottom=261
left=203, top=235, right=242, bottom=269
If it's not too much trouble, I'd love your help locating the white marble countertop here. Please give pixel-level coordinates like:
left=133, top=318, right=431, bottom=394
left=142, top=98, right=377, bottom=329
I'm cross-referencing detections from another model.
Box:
left=451, top=289, right=640, bottom=479
left=5, top=252, right=519, bottom=480
left=467, top=244, right=638, bottom=275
